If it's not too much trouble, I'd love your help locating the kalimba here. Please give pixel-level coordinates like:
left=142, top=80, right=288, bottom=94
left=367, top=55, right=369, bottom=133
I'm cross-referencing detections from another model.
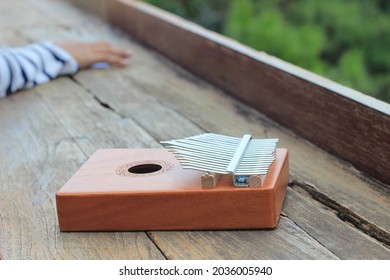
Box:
left=56, top=133, right=289, bottom=231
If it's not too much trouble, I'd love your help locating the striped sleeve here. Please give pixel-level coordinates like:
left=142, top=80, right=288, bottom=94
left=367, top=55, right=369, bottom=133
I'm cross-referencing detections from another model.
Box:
left=0, top=42, right=79, bottom=98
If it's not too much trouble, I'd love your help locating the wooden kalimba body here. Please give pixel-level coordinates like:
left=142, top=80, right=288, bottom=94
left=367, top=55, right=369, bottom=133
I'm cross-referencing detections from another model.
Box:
left=56, top=134, right=289, bottom=231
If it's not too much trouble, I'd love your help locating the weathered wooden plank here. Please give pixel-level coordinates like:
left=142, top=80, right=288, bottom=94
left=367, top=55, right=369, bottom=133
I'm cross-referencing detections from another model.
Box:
left=283, top=188, right=390, bottom=259
left=107, top=0, right=390, bottom=186
left=0, top=89, right=163, bottom=259
left=35, top=77, right=162, bottom=155
left=147, top=217, right=338, bottom=260
left=0, top=0, right=53, bottom=29
left=26, top=0, right=93, bottom=27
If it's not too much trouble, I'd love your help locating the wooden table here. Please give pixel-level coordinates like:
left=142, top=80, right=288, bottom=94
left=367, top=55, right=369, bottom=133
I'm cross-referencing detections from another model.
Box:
left=0, top=0, right=389, bottom=259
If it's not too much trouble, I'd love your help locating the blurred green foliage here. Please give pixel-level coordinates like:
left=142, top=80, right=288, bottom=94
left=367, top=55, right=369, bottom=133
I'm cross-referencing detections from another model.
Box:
left=144, top=0, right=390, bottom=103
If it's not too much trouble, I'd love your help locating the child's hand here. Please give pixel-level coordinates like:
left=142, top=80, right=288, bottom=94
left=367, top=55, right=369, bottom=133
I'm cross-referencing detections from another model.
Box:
left=56, top=41, right=132, bottom=69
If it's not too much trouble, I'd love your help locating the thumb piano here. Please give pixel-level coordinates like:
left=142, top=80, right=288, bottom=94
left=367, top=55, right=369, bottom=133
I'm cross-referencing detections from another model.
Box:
left=56, top=133, right=289, bottom=231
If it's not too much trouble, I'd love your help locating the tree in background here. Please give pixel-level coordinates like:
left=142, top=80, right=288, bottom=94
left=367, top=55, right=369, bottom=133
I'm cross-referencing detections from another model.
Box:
left=144, top=0, right=390, bottom=103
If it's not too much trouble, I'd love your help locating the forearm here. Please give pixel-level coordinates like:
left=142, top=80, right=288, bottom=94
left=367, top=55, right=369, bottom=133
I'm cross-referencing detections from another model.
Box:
left=0, top=42, right=78, bottom=98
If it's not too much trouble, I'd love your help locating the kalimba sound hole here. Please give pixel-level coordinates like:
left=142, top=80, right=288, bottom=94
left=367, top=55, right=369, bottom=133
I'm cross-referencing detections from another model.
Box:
left=128, top=164, right=163, bottom=174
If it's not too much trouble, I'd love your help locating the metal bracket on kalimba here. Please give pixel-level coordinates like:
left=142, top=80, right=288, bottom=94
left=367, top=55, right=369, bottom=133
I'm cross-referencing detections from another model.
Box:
left=161, top=133, right=278, bottom=189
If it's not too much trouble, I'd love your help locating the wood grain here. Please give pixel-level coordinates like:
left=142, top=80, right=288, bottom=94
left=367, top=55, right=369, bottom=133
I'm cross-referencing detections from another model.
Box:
left=107, top=0, right=390, bottom=186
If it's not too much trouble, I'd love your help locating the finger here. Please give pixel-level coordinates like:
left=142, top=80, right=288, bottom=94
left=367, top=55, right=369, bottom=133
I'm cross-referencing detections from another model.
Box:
left=91, top=42, right=132, bottom=58
left=94, top=52, right=129, bottom=67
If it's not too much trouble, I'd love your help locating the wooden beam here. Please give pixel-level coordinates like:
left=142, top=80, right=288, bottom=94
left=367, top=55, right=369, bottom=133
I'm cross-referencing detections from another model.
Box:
left=106, top=0, right=390, bottom=186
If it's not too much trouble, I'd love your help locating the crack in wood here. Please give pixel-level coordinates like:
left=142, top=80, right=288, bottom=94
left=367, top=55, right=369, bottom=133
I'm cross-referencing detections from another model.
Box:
left=69, top=76, right=127, bottom=119
left=92, top=95, right=124, bottom=117
left=290, top=180, right=390, bottom=247
left=145, top=232, right=169, bottom=260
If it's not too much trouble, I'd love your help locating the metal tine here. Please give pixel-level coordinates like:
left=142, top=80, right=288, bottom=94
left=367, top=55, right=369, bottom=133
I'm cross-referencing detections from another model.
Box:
left=235, top=171, right=268, bottom=175
left=174, top=149, right=232, bottom=160
left=247, top=144, right=277, bottom=148
left=179, top=158, right=229, bottom=167
left=247, top=142, right=278, bottom=148
left=236, top=166, right=270, bottom=171
left=170, top=147, right=236, bottom=158
left=250, top=138, right=279, bottom=143
left=178, top=156, right=229, bottom=165
left=190, top=135, right=241, bottom=143
left=182, top=167, right=228, bottom=174
left=242, top=153, right=276, bottom=158
left=190, top=133, right=242, bottom=142
left=236, top=168, right=270, bottom=173
left=172, top=139, right=240, bottom=150
left=236, top=167, right=270, bottom=171
left=181, top=133, right=240, bottom=140
left=173, top=151, right=233, bottom=161
left=164, top=140, right=239, bottom=151
left=177, top=156, right=230, bottom=166
left=244, top=149, right=277, bottom=154
left=176, top=135, right=240, bottom=143
left=174, top=154, right=233, bottom=163
left=242, top=153, right=276, bottom=157
left=180, top=161, right=228, bottom=170
left=179, top=159, right=228, bottom=167
left=239, top=162, right=275, bottom=167
left=237, top=168, right=271, bottom=172
left=173, top=154, right=233, bottom=164
left=242, top=155, right=275, bottom=159
left=237, top=165, right=272, bottom=170
left=240, top=161, right=275, bottom=165
left=180, top=163, right=229, bottom=174
left=241, top=156, right=275, bottom=160
left=169, top=144, right=236, bottom=154
left=242, top=153, right=275, bottom=158
left=247, top=147, right=277, bottom=151
left=240, top=162, right=274, bottom=166
left=174, top=153, right=233, bottom=164
left=240, top=162, right=275, bottom=166
left=246, top=145, right=277, bottom=149
left=242, top=154, right=275, bottom=160
left=170, top=148, right=236, bottom=157
left=166, top=145, right=237, bottom=156
left=239, top=161, right=274, bottom=165
left=247, top=143, right=277, bottom=148
left=245, top=147, right=277, bottom=152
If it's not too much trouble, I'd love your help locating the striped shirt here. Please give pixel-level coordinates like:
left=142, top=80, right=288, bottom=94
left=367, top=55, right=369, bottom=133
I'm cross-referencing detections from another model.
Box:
left=0, top=41, right=78, bottom=98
